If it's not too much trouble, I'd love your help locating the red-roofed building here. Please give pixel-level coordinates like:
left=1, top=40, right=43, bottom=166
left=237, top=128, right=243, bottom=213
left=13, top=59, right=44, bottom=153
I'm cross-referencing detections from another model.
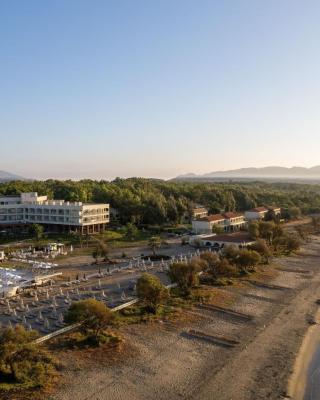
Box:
left=182, top=205, right=208, bottom=223
left=192, top=214, right=225, bottom=234
left=192, top=212, right=245, bottom=234
left=222, top=212, right=246, bottom=231
left=200, top=232, right=256, bottom=249
left=245, top=206, right=281, bottom=221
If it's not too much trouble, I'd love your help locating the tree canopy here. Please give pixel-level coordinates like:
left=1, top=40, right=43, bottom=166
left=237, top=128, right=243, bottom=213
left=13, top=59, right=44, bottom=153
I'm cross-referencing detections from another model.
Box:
left=169, top=261, right=200, bottom=295
left=28, top=224, right=44, bottom=241
left=0, top=178, right=318, bottom=226
left=136, top=273, right=168, bottom=313
left=0, top=325, right=54, bottom=388
left=64, top=299, right=114, bottom=339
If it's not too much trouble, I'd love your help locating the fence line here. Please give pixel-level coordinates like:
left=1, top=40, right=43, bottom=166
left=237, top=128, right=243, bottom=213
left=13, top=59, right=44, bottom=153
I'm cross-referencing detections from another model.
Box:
left=34, top=322, right=81, bottom=344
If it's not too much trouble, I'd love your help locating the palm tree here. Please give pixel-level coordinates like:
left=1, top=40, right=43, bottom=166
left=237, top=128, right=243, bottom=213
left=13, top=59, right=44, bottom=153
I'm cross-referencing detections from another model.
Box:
left=148, top=236, right=161, bottom=256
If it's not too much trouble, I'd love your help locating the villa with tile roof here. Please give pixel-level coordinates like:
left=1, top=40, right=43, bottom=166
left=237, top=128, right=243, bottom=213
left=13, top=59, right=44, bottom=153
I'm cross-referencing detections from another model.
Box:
left=192, top=212, right=246, bottom=234
left=245, top=206, right=281, bottom=221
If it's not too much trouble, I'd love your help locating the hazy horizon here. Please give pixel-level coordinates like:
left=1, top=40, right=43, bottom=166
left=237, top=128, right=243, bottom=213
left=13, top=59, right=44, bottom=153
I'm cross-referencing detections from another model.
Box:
left=4, top=164, right=320, bottom=182
left=2, top=1, right=320, bottom=179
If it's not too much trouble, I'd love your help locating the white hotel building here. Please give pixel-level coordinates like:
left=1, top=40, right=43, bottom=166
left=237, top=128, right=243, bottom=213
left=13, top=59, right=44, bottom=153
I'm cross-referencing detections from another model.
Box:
left=0, top=192, right=109, bottom=234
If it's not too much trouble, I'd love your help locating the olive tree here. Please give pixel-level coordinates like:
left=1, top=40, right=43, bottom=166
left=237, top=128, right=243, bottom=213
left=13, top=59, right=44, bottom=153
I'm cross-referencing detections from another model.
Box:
left=0, top=325, right=54, bottom=388
left=236, top=249, right=261, bottom=272
left=29, top=223, right=44, bottom=242
left=258, top=221, right=275, bottom=244
left=248, top=221, right=260, bottom=239
left=169, top=261, right=200, bottom=295
left=200, top=251, right=237, bottom=280
left=136, top=273, right=168, bottom=313
left=200, top=251, right=220, bottom=278
left=64, top=299, right=114, bottom=340
left=92, top=239, right=109, bottom=263
left=221, top=245, right=239, bottom=264
left=125, top=223, right=139, bottom=240
left=283, top=235, right=301, bottom=254
left=250, top=239, right=272, bottom=264
left=288, top=206, right=301, bottom=220
left=148, top=236, right=162, bottom=256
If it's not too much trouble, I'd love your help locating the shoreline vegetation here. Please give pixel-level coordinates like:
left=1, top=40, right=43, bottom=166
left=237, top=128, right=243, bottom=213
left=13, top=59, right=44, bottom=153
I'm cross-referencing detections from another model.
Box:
left=50, top=230, right=320, bottom=400
left=1, top=220, right=320, bottom=398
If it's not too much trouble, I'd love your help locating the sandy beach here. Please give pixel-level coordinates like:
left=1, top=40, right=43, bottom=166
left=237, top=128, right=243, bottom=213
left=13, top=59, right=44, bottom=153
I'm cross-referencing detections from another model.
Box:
left=51, top=236, right=320, bottom=400
left=288, top=309, right=320, bottom=400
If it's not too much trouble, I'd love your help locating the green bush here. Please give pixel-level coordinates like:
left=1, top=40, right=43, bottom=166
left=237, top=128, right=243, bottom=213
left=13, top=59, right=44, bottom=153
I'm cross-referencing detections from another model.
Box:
left=0, top=325, right=55, bottom=389
left=12, top=359, right=49, bottom=387
left=65, top=299, right=115, bottom=341
left=136, top=273, right=169, bottom=314
left=169, top=261, right=200, bottom=296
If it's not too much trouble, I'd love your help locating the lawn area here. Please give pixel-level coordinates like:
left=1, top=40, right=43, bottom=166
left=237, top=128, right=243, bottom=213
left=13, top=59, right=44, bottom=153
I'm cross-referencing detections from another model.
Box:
left=0, top=228, right=150, bottom=250
left=100, top=229, right=152, bottom=243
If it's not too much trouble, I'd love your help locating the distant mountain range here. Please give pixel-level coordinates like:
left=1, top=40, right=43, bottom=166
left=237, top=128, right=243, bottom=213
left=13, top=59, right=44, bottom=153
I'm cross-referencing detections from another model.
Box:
left=176, top=166, right=320, bottom=180
left=0, top=171, right=26, bottom=182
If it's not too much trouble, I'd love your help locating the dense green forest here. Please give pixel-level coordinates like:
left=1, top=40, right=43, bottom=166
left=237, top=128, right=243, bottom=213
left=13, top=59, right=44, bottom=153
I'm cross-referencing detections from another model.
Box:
left=1, top=179, right=320, bottom=225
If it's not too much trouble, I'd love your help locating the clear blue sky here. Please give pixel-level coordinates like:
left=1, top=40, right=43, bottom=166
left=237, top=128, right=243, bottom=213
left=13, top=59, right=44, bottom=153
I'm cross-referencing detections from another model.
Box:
left=1, top=0, right=320, bottom=179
